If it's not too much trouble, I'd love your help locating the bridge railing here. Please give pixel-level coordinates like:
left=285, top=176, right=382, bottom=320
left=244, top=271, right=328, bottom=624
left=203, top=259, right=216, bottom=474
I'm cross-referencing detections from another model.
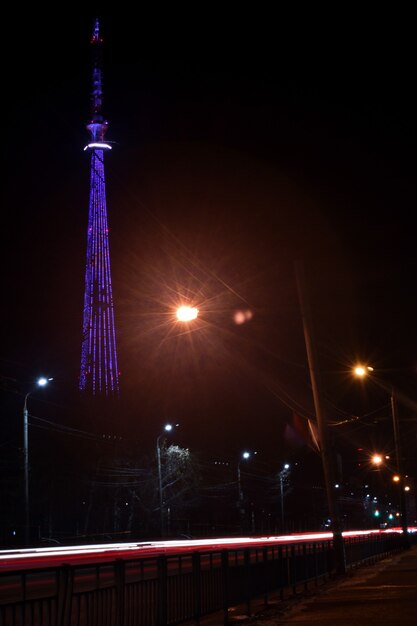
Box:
left=0, top=532, right=409, bottom=626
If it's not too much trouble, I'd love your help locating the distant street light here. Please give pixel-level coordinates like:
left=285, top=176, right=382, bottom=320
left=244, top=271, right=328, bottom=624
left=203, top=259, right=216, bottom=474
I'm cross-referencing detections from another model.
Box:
left=23, top=376, right=53, bottom=546
left=279, top=463, right=290, bottom=533
left=353, top=365, right=409, bottom=546
left=156, top=423, right=177, bottom=536
left=176, top=305, right=199, bottom=322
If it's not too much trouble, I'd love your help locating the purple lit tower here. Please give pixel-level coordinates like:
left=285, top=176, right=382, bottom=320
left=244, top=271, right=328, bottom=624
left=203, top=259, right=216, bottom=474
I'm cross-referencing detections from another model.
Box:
left=79, top=19, right=120, bottom=396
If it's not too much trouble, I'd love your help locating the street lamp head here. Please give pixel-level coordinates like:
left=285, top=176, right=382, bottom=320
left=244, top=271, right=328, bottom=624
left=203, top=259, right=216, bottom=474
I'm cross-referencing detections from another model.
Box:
left=242, top=451, right=250, bottom=460
left=283, top=463, right=290, bottom=470
left=164, top=424, right=173, bottom=432
left=25, top=376, right=53, bottom=406
left=176, top=305, right=199, bottom=322
left=371, top=454, right=383, bottom=466
left=37, top=377, right=53, bottom=387
left=353, top=365, right=374, bottom=378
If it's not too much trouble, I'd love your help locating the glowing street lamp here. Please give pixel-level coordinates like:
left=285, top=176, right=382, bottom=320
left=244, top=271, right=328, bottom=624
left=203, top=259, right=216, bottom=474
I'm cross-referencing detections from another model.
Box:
left=176, top=305, right=199, bottom=322
left=23, top=376, right=53, bottom=546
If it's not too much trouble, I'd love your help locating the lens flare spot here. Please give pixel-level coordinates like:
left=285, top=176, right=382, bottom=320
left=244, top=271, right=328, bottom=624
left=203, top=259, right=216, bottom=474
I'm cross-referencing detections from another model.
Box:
left=233, top=309, right=253, bottom=325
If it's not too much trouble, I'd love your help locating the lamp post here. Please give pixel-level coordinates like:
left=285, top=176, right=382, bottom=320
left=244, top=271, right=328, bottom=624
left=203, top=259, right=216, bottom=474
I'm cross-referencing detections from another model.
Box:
left=353, top=366, right=409, bottom=547
left=156, top=423, right=177, bottom=537
left=237, top=451, right=250, bottom=503
left=23, top=376, right=52, bottom=546
left=237, top=451, right=253, bottom=532
left=279, top=463, right=290, bottom=533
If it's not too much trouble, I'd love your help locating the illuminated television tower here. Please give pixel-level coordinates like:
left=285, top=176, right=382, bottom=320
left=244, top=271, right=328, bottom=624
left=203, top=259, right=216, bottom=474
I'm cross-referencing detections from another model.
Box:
left=79, top=18, right=120, bottom=396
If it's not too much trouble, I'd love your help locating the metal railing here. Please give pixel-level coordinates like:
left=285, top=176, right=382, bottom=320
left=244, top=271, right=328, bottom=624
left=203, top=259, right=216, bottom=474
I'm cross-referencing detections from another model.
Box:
left=0, top=532, right=408, bottom=626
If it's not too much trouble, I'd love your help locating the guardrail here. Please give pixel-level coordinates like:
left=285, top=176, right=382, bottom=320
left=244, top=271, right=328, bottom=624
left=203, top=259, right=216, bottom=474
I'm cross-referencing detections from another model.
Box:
left=0, top=532, right=409, bottom=626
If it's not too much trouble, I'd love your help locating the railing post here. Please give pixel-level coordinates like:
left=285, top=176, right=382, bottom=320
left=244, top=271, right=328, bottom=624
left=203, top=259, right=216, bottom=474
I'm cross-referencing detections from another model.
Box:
left=157, top=555, right=168, bottom=626
left=279, top=545, right=285, bottom=600
left=302, top=543, right=308, bottom=592
left=326, top=539, right=333, bottom=578
left=312, top=542, right=318, bottom=586
left=262, top=546, right=269, bottom=606
left=244, top=548, right=251, bottom=617
left=221, top=549, right=229, bottom=626
left=192, top=552, right=201, bottom=626
left=115, top=559, right=125, bottom=626
left=56, top=564, right=73, bottom=626
left=291, top=544, right=297, bottom=595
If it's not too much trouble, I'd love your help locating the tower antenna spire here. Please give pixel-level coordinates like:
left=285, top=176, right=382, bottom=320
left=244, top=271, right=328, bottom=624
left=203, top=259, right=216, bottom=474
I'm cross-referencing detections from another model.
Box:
left=86, top=18, right=109, bottom=146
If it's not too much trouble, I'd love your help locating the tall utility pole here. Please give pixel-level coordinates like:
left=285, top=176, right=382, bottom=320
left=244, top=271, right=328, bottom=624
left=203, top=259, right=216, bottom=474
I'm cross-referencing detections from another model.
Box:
left=295, top=261, right=346, bottom=575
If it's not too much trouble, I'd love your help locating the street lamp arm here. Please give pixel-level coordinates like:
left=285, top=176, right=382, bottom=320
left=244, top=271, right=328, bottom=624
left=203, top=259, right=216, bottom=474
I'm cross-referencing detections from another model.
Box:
left=156, top=431, right=170, bottom=449
left=23, top=392, right=31, bottom=413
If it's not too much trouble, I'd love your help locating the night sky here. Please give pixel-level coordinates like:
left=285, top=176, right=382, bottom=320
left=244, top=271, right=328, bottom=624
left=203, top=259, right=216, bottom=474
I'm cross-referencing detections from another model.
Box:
left=2, top=10, right=416, bottom=473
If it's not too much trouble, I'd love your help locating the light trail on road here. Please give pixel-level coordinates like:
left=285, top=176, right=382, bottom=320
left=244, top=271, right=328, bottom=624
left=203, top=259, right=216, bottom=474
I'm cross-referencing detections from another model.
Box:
left=1, top=528, right=413, bottom=572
